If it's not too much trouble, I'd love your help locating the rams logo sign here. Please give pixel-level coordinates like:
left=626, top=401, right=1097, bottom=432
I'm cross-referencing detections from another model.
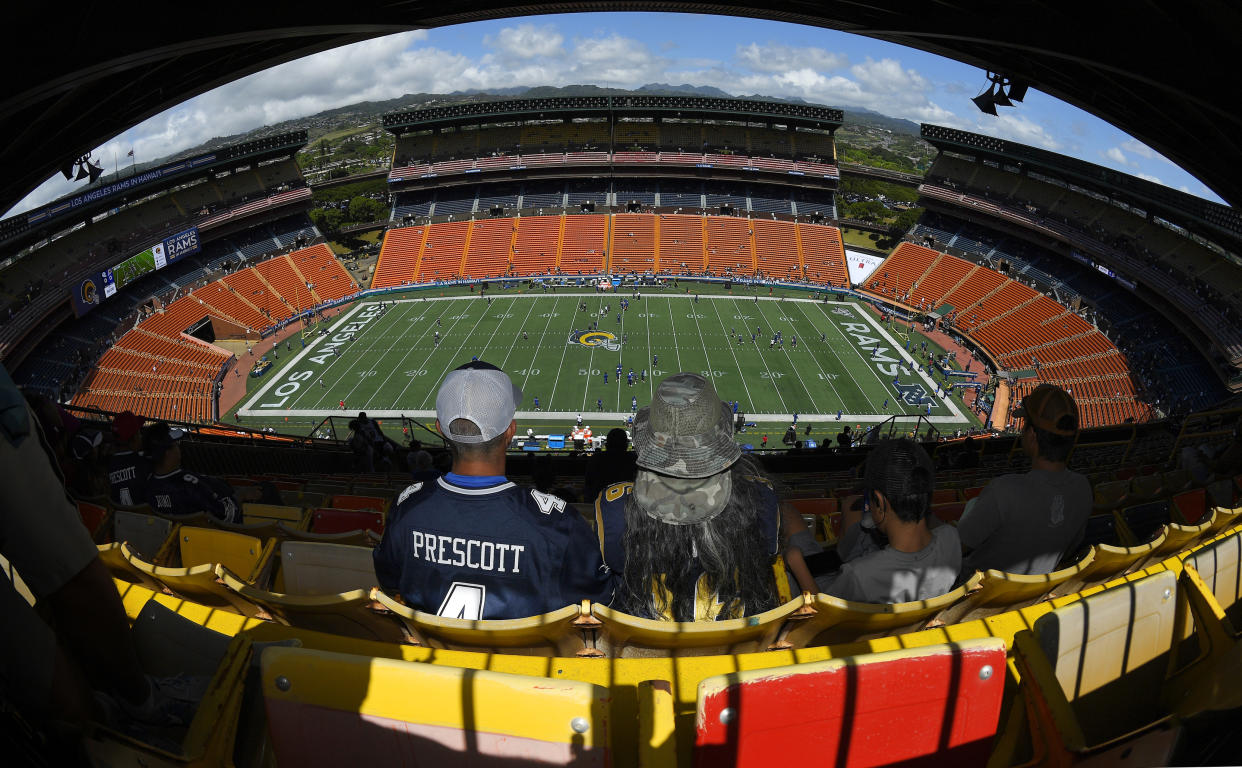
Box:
left=80, top=279, right=99, bottom=306
left=568, top=330, right=621, bottom=351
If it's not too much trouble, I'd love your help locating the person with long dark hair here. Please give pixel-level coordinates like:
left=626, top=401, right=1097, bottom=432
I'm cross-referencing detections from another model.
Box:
left=594, top=373, right=782, bottom=621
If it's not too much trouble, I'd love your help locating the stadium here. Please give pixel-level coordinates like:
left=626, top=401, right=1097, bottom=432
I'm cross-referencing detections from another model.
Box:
left=2, top=3, right=1242, bottom=765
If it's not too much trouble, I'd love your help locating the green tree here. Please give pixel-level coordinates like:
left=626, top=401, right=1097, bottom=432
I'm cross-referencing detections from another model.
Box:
left=348, top=196, right=384, bottom=223
left=309, top=207, right=344, bottom=233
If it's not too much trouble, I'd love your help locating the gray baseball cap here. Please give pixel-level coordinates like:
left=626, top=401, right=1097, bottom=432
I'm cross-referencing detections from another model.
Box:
left=633, top=373, right=740, bottom=524
left=435, top=361, right=523, bottom=443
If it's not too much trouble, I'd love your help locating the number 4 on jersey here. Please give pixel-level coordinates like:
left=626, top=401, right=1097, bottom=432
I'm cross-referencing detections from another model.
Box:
left=437, top=582, right=487, bottom=620
left=531, top=490, right=567, bottom=514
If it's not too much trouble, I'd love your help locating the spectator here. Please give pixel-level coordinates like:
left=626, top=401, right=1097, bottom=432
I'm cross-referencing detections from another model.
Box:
left=957, top=384, right=1090, bottom=574
left=0, top=366, right=202, bottom=753
left=583, top=428, right=638, bottom=502
left=408, top=449, right=438, bottom=481
left=595, top=373, right=781, bottom=621
left=817, top=439, right=961, bottom=602
left=143, top=423, right=255, bottom=523
left=374, top=362, right=612, bottom=620
left=107, top=411, right=150, bottom=507
left=837, top=425, right=852, bottom=450
left=351, top=412, right=397, bottom=472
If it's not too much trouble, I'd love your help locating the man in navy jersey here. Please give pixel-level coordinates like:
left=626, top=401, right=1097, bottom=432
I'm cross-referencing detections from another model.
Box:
left=143, top=423, right=247, bottom=523
left=375, top=361, right=613, bottom=620
left=107, top=411, right=150, bottom=507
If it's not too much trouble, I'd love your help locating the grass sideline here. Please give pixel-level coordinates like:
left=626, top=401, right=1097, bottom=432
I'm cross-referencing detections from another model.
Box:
left=229, top=283, right=984, bottom=444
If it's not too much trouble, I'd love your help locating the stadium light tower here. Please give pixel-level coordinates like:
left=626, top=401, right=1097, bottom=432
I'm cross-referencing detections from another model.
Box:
left=972, top=72, right=1029, bottom=116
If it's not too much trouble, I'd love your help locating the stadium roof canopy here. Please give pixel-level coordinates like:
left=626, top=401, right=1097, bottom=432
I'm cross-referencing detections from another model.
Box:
left=3, top=1, right=1238, bottom=218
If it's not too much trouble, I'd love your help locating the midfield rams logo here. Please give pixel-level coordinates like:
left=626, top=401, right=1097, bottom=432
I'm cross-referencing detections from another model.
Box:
left=80, top=279, right=99, bottom=306
left=568, top=329, right=621, bottom=351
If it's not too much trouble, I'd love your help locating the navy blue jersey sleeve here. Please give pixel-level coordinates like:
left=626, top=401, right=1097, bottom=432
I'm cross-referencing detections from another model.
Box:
left=557, top=506, right=615, bottom=606
left=594, top=482, right=632, bottom=575
left=374, top=480, right=429, bottom=595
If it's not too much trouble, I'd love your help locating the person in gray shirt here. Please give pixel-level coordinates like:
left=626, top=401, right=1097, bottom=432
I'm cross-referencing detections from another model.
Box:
left=822, top=438, right=962, bottom=604
left=957, top=384, right=1090, bottom=575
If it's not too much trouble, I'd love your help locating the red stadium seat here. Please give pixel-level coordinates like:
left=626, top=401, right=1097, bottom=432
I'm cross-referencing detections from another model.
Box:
left=311, top=507, right=384, bottom=535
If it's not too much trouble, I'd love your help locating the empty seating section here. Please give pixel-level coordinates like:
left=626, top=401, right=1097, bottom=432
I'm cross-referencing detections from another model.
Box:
left=223, top=268, right=293, bottom=322
left=969, top=281, right=1040, bottom=328
left=371, top=226, right=425, bottom=288
left=511, top=216, right=562, bottom=275
left=797, top=223, right=849, bottom=287
left=193, top=282, right=270, bottom=330
left=866, top=242, right=940, bottom=302
left=752, top=219, right=799, bottom=280
left=704, top=217, right=753, bottom=276
left=657, top=214, right=705, bottom=275
left=415, top=220, right=469, bottom=281
left=254, top=257, right=313, bottom=312
left=463, top=218, right=514, bottom=279
left=70, top=246, right=357, bottom=422
left=560, top=216, right=608, bottom=274
left=943, top=268, right=1007, bottom=327
left=610, top=214, right=656, bottom=274
left=615, top=121, right=658, bottom=148
left=290, top=244, right=357, bottom=302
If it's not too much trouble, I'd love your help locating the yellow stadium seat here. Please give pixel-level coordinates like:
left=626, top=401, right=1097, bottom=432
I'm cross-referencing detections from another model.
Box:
left=1012, top=570, right=1181, bottom=764
left=587, top=597, right=806, bottom=658
left=261, top=646, right=612, bottom=766
left=122, top=542, right=268, bottom=617
left=278, top=541, right=378, bottom=596
left=177, top=526, right=274, bottom=583
left=112, top=509, right=176, bottom=561
left=1141, top=511, right=1217, bottom=566
left=1059, top=534, right=1166, bottom=594
left=778, top=574, right=984, bottom=648
left=936, top=549, right=1097, bottom=624
left=1203, top=505, right=1242, bottom=538
left=1163, top=564, right=1242, bottom=717
left=1092, top=479, right=1130, bottom=512
left=218, top=567, right=406, bottom=644
left=371, top=589, right=589, bottom=657
left=98, top=542, right=164, bottom=592
left=242, top=503, right=306, bottom=524
left=1182, top=528, right=1242, bottom=621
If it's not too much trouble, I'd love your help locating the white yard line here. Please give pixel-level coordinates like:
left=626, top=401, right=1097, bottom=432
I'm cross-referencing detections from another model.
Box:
left=705, top=298, right=758, bottom=411
left=752, top=299, right=823, bottom=414
left=729, top=298, right=788, bottom=414
left=852, top=303, right=967, bottom=421
left=664, top=296, right=684, bottom=374
left=368, top=303, right=448, bottom=410
left=789, top=300, right=847, bottom=409
left=497, top=296, right=542, bottom=370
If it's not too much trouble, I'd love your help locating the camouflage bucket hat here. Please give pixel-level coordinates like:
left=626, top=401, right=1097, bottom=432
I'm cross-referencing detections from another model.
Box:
left=634, top=373, right=740, bottom=478
left=633, top=373, right=740, bottom=524
left=634, top=469, right=733, bottom=525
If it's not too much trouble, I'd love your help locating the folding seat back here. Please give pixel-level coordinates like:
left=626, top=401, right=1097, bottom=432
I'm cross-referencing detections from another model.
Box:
left=121, top=543, right=267, bottom=617
left=279, top=541, right=377, bottom=595
left=1118, top=501, right=1170, bottom=545
left=1184, top=528, right=1242, bottom=622
left=937, top=550, right=1097, bottom=625
left=1204, top=505, right=1242, bottom=538
left=311, top=507, right=384, bottom=535
left=219, top=569, right=405, bottom=644
left=113, top=509, right=175, bottom=561
left=177, top=526, right=271, bottom=582
left=276, top=522, right=380, bottom=548
left=1172, top=488, right=1208, bottom=525
left=1128, top=473, right=1165, bottom=503
left=328, top=494, right=389, bottom=514
left=1083, top=512, right=1121, bottom=547
left=1144, top=511, right=1217, bottom=564
left=1092, top=479, right=1129, bottom=512
left=261, top=646, right=611, bottom=766
left=1060, top=534, right=1165, bottom=594
left=78, top=500, right=110, bottom=541
left=586, top=595, right=805, bottom=658
left=241, top=503, right=305, bottom=524
left=691, top=638, right=1006, bottom=767
left=371, top=590, right=589, bottom=657
left=1012, top=570, right=1179, bottom=760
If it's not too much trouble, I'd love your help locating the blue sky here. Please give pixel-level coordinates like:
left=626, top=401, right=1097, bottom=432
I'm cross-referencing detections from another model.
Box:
left=6, top=12, right=1224, bottom=216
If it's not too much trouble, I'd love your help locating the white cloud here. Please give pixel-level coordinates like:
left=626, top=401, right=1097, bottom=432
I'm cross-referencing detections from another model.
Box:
left=978, top=114, right=1062, bottom=150
left=485, top=24, right=565, bottom=59
left=1103, top=146, right=1138, bottom=168
left=1120, top=138, right=1175, bottom=165
left=1136, top=172, right=1163, bottom=184
left=736, top=43, right=847, bottom=73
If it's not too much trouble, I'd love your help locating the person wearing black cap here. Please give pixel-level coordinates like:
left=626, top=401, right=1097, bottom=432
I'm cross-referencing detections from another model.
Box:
left=957, top=383, right=1090, bottom=575
left=819, top=438, right=961, bottom=603
left=108, top=410, right=150, bottom=506
left=142, top=423, right=245, bottom=523
left=373, top=361, right=613, bottom=620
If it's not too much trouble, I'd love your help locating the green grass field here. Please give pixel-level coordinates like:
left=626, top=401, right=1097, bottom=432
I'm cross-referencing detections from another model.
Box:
left=235, top=286, right=984, bottom=441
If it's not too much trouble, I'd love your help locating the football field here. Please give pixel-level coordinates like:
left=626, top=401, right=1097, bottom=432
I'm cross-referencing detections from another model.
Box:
left=238, top=290, right=979, bottom=430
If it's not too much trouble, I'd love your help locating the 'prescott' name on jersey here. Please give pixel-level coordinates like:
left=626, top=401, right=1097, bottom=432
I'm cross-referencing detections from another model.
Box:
left=408, top=531, right=526, bottom=573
